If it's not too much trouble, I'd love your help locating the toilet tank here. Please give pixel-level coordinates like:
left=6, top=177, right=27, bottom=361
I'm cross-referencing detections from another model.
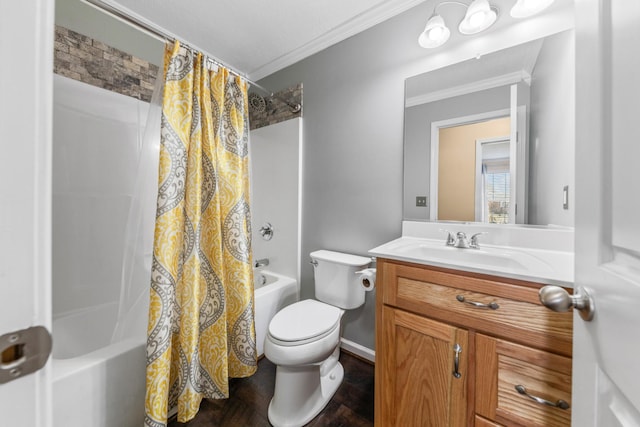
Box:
left=310, top=250, right=371, bottom=309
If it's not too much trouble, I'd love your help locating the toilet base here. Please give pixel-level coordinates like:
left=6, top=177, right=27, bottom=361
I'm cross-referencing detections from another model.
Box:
left=267, top=348, right=344, bottom=427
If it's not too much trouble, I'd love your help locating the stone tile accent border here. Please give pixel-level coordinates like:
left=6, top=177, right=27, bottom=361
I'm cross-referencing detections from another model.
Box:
left=54, top=25, right=159, bottom=102
left=249, top=83, right=303, bottom=130
left=53, top=25, right=302, bottom=128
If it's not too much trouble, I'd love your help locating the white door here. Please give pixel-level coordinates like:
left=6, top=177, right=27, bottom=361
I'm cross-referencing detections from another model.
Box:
left=0, top=1, right=54, bottom=426
left=572, top=0, right=640, bottom=425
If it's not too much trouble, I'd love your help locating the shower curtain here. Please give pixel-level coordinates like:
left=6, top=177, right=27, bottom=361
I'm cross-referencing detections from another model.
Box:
left=145, top=41, right=256, bottom=426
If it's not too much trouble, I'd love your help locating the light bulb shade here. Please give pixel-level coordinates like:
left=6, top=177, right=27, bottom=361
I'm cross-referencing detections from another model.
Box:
left=458, top=0, right=498, bottom=35
left=418, top=14, right=451, bottom=48
left=510, top=0, right=555, bottom=18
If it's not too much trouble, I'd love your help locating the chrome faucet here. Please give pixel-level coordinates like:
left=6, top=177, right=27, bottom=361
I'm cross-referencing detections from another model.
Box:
left=453, top=232, right=471, bottom=248
left=254, top=258, right=270, bottom=268
left=442, top=230, right=487, bottom=249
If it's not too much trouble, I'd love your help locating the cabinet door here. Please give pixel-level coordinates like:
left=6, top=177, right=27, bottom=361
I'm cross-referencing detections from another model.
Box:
left=476, top=334, right=572, bottom=427
left=378, top=306, right=468, bottom=426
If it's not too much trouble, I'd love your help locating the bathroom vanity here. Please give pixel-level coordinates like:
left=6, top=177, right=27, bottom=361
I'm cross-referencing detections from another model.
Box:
left=371, top=223, right=575, bottom=427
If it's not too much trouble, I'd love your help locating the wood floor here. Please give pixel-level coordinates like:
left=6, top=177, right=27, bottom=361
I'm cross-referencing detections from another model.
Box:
left=168, top=351, right=375, bottom=427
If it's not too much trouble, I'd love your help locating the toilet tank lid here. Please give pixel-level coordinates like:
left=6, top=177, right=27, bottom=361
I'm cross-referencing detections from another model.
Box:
left=310, top=250, right=371, bottom=267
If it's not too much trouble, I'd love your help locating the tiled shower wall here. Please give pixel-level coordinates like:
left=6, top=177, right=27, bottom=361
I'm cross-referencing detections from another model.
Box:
left=54, top=25, right=159, bottom=102
left=248, top=84, right=303, bottom=130
left=54, top=25, right=302, bottom=126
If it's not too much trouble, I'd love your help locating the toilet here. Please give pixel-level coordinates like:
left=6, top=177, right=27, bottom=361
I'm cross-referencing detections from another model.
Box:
left=264, top=249, right=371, bottom=427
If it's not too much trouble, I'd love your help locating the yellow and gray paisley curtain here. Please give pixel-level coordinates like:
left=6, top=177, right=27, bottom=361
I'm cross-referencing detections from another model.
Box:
left=145, top=41, right=256, bottom=427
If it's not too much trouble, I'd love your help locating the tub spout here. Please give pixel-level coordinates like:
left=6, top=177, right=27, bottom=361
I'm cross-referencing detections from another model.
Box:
left=254, top=258, right=270, bottom=268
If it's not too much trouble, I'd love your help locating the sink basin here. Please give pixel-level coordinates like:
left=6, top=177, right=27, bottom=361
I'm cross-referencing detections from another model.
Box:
left=370, top=236, right=573, bottom=286
left=386, top=240, right=552, bottom=272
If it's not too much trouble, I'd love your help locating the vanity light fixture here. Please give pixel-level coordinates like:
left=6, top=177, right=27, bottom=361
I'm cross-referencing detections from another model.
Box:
left=418, top=14, right=451, bottom=48
left=419, top=0, right=556, bottom=49
left=418, top=0, right=498, bottom=49
left=459, top=0, right=498, bottom=35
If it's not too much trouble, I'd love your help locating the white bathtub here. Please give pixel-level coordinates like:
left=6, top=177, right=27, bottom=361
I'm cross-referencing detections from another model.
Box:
left=49, top=270, right=295, bottom=426
left=254, top=270, right=298, bottom=357
left=52, top=302, right=146, bottom=427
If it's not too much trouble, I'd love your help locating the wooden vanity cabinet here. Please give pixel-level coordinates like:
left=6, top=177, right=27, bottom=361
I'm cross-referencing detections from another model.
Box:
left=379, top=305, right=469, bottom=426
left=475, top=334, right=572, bottom=427
left=375, top=258, right=573, bottom=427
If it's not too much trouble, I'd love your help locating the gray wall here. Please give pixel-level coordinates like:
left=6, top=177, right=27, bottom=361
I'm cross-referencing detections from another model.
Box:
left=529, top=31, right=575, bottom=226
left=404, top=86, right=511, bottom=221
left=258, top=4, right=450, bottom=350
left=259, top=5, right=573, bottom=350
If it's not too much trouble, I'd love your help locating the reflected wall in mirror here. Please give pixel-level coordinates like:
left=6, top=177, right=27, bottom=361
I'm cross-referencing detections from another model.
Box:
left=403, top=30, right=574, bottom=227
left=437, top=116, right=511, bottom=223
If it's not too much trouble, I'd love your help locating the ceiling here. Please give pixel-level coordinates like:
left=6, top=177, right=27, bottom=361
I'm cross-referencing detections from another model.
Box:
left=100, top=0, right=572, bottom=81
left=103, top=0, right=429, bottom=80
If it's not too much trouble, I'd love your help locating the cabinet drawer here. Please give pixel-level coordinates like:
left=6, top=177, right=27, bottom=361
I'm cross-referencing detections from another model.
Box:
left=382, top=260, right=573, bottom=356
left=476, top=334, right=572, bottom=427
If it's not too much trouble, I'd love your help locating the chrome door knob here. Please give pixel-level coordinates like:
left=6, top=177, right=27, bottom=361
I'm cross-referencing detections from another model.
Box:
left=539, top=285, right=595, bottom=321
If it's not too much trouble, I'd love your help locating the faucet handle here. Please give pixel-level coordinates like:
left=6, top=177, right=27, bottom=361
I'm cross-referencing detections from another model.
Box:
left=469, top=232, right=488, bottom=248
left=259, top=222, right=274, bottom=241
left=440, top=229, right=455, bottom=246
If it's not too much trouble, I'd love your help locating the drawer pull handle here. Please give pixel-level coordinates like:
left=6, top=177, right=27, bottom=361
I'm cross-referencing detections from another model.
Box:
left=456, top=295, right=499, bottom=310
left=452, top=344, right=462, bottom=379
left=515, top=385, right=570, bottom=410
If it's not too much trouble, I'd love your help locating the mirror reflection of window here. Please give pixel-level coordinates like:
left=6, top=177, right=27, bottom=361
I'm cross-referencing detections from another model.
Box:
left=479, top=141, right=510, bottom=224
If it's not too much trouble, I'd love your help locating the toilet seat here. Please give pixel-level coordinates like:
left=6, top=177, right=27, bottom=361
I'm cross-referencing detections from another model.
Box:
left=268, top=299, right=343, bottom=346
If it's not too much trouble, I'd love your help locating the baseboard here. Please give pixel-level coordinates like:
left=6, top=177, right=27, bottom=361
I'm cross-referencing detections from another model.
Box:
left=340, top=338, right=375, bottom=364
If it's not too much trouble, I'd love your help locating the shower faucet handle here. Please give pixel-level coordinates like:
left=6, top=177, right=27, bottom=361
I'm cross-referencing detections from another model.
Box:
left=259, top=222, right=274, bottom=241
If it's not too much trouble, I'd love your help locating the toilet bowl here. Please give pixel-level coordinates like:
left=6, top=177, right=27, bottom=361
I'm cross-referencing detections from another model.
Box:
left=265, top=299, right=344, bottom=427
left=264, top=250, right=371, bottom=427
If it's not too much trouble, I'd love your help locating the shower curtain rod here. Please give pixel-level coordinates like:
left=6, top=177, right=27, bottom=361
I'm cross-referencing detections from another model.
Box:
left=82, top=0, right=301, bottom=112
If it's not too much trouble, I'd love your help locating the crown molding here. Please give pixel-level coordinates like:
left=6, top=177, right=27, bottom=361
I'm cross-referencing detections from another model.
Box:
left=405, top=70, right=532, bottom=107
left=248, top=0, right=429, bottom=80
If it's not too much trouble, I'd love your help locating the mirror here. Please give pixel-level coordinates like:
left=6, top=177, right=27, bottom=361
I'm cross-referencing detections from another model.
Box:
left=403, top=30, right=574, bottom=227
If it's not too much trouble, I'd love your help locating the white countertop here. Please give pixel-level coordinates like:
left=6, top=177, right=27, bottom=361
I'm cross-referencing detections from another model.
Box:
left=369, top=221, right=575, bottom=287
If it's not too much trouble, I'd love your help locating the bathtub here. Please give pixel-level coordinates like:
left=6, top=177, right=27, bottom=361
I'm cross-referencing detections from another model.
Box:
left=52, top=302, right=146, bottom=427
left=254, top=270, right=299, bottom=357
left=49, top=270, right=295, bottom=426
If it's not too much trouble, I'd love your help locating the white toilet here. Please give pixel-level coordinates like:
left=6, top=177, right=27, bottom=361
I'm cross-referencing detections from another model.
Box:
left=264, top=249, right=371, bottom=427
